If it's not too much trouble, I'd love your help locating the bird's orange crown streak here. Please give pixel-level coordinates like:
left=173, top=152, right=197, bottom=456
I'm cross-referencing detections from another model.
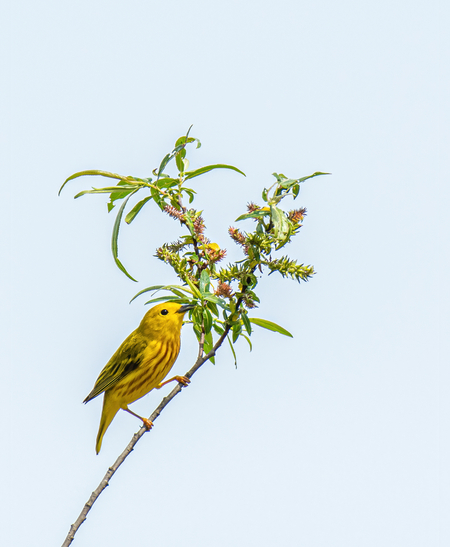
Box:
left=84, top=302, right=194, bottom=453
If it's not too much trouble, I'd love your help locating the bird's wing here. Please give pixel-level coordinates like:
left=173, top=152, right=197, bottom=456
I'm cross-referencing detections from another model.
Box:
left=83, top=333, right=147, bottom=403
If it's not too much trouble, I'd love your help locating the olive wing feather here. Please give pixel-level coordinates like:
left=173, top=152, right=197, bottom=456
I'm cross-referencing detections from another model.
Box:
left=83, top=333, right=147, bottom=403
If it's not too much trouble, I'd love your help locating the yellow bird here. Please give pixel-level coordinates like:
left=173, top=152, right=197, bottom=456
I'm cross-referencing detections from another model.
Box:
left=84, top=302, right=194, bottom=453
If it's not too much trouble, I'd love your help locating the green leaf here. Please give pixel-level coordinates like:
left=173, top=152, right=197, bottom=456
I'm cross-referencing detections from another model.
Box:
left=227, top=335, right=238, bottom=368
left=114, top=257, right=138, bottom=283
left=212, top=321, right=225, bottom=335
left=175, top=126, right=201, bottom=150
left=249, top=318, right=293, bottom=337
left=271, top=173, right=283, bottom=183
left=235, top=210, right=269, bottom=222
left=73, top=186, right=137, bottom=199
left=125, top=196, right=152, bottom=224
left=111, top=189, right=139, bottom=282
left=174, top=127, right=196, bottom=148
left=158, top=178, right=180, bottom=189
left=157, top=153, right=172, bottom=179
left=175, top=148, right=186, bottom=173
left=203, top=308, right=213, bottom=335
left=192, top=306, right=204, bottom=335
left=175, top=135, right=188, bottom=147
left=203, top=294, right=229, bottom=310
left=184, top=164, right=246, bottom=180
left=185, top=278, right=203, bottom=299
left=59, top=170, right=133, bottom=196
left=193, top=322, right=202, bottom=341
left=232, top=322, right=242, bottom=343
left=184, top=189, right=196, bottom=204
left=295, top=171, right=330, bottom=183
left=130, top=285, right=164, bottom=302
left=270, top=205, right=292, bottom=248
left=108, top=187, right=138, bottom=212
left=200, top=269, right=211, bottom=294
left=203, top=330, right=215, bottom=364
left=278, top=177, right=299, bottom=189
left=168, top=288, right=191, bottom=298
left=207, top=300, right=219, bottom=317
left=144, top=296, right=187, bottom=306
left=241, top=312, right=252, bottom=336
left=130, top=284, right=194, bottom=303
left=242, top=334, right=253, bottom=352
left=150, top=186, right=165, bottom=211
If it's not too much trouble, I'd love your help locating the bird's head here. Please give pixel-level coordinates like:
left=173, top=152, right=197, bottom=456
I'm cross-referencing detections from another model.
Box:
left=138, top=302, right=195, bottom=337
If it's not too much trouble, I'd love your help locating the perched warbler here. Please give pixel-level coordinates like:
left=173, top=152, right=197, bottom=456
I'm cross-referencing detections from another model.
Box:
left=84, top=302, right=194, bottom=453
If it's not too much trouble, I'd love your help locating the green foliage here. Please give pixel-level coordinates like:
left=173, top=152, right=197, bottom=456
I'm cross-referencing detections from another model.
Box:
left=60, top=128, right=327, bottom=365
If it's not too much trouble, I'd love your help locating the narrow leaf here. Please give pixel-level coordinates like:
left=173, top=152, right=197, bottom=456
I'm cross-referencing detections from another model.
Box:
left=130, top=284, right=194, bottom=303
left=175, top=148, right=186, bottom=172
left=227, top=335, right=238, bottom=368
left=185, top=278, right=203, bottom=299
left=130, top=285, right=164, bottom=302
left=235, top=210, right=269, bottom=222
left=242, top=334, right=253, bottom=352
left=59, top=170, right=132, bottom=195
left=184, top=164, right=245, bottom=180
left=111, top=189, right=139, bottom=282
left=158, top=178, right=180, bottom=189
left=200, top=269, right=211, bottom=294
left=203, top=308, right=213, bottom=335
left=270, top=206, right=290, bottom=238
left=74, top=186, right=137, bottom=198
left=207, top=300, right=219, bottom=317
left=125, top=196, right=152, bottom=224
left=150, top=186, right=164, bottom=211
left=241, top=313, right=252, bottom=336
left=203, top=294, right=229, bottom=309
left=144, top=296, right=187, bottom=306
left=108, top=189, right=138, bottom=212
left=157, top=153, right=172, bottom=179
left=203, top=331, right=215, bottom=364
left=278, top=177, right=299, bottom=189
left=232, top=322, right=242, bottom=343
left=295, top=172, right=331, bottom=183
left=115, top=257, right=138, bottom=283
left=249, top=318, right=293, bottom=338
left=212, top=322, right=225, bottom=335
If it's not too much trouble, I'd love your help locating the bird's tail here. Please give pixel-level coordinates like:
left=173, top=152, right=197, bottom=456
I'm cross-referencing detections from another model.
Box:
left=96, top=392, right=120, bottom=454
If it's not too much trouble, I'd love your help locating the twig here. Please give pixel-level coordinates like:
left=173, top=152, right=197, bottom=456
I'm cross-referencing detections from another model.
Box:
left=61, top=326, right=230, bottom=547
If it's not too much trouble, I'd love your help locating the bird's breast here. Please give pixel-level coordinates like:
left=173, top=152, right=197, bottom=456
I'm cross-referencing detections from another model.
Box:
left=113, top=337, right=181, bottom=406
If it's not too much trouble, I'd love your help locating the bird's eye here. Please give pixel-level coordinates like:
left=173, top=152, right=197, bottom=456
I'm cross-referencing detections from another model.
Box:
left=160, top=309, right=169, bottom=316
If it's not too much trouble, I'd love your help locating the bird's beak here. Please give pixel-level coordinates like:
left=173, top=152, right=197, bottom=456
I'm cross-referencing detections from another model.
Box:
left=177, top=303, right=196, bottom=314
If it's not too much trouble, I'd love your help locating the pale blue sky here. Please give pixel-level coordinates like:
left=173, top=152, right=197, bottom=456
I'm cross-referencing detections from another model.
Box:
left=3, top=1, right=449, bottom=546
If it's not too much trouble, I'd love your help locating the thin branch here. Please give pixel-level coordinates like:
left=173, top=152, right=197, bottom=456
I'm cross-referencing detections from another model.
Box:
left=61, top=325, right=230, bottom=547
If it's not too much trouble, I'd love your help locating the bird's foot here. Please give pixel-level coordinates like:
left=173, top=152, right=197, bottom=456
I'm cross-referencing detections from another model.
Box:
left=157, top=375, right=191, bottom=389
left=176, top=375, right=190, bottom=387
left=142, top=418, right=153, bottom=430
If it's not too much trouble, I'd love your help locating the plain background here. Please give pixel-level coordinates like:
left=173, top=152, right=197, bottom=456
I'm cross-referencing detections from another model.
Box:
left=3, top=1, right=449, bottom=545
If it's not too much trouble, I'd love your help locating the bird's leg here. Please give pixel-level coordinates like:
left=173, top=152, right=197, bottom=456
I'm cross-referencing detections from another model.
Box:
left=123, top=407, right=153, bottom=430
left=156, top=375, right=191, bottom=389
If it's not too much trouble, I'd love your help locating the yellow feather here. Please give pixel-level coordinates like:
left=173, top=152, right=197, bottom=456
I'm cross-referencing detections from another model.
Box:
left=84, top=302, right=193, bottom=453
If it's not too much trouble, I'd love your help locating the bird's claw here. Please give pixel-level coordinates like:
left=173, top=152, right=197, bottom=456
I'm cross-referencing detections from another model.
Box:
left=157, top=375, right=191, bottom=389
left=142, top=418, right=153, bottom=430
left=176, top=375, right=190, bottom=387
